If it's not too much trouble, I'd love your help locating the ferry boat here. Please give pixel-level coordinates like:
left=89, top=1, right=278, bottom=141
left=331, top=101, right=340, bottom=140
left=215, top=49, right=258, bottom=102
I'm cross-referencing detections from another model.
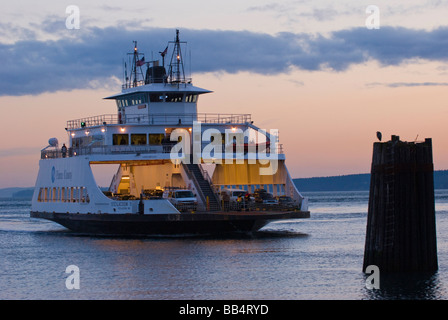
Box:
left=30, top=30, right=310, bottom=235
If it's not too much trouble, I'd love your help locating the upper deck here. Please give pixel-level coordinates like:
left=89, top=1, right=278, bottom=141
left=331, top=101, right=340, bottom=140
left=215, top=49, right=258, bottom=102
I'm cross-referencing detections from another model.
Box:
left=42, top=30, right=285, bottom=162
left=66, top=113, right=252, bottom=130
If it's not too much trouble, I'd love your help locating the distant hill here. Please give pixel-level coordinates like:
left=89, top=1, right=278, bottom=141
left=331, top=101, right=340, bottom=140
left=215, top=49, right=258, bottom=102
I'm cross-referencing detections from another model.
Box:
left=12, top=188, right=35, bottom=199
left=1, top=170, right=447, bottom=199
left=294, top=170, right=448, bottom=192
left=294, top=174, right=371, bottom=192
left=0, top=187, right=34, bottom=199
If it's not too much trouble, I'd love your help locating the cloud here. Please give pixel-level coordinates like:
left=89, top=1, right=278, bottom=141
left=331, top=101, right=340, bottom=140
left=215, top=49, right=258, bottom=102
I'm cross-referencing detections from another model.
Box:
left=1, top=25, right=448, bottom=96
left=287, top=79, right=305, bottom=87
left=367, top=82, right=448, bottom=88
left=387, top=0, right=448, bottom=15
left=245, top=2, right=354, bottom=22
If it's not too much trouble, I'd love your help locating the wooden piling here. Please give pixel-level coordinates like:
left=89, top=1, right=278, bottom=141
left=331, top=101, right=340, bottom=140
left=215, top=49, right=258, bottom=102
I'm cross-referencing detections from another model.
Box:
left=363, top=136, right=438, bottom=273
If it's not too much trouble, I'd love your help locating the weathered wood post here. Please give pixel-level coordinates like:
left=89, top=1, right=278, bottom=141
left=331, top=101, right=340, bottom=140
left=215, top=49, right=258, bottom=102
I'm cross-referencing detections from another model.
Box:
left=363, top=135, right=438, bottom=272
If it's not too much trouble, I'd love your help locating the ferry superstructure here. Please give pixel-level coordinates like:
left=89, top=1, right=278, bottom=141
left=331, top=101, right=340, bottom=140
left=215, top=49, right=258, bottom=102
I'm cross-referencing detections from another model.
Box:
left=30, top=30, right=309, bottom=235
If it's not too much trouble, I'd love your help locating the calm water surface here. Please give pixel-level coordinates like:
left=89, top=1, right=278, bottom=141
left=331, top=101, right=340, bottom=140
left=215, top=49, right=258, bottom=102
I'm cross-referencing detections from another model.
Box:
left=1, top=190, right=448, bottom=300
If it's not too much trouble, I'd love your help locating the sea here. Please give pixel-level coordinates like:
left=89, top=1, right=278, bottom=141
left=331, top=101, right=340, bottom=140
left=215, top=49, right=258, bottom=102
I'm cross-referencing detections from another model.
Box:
left=1, top=190, right=448, bottom=301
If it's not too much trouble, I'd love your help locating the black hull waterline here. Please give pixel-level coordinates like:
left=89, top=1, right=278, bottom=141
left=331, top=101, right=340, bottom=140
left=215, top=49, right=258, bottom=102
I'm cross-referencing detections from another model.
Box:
left=30, top=211, right=310, bottom=235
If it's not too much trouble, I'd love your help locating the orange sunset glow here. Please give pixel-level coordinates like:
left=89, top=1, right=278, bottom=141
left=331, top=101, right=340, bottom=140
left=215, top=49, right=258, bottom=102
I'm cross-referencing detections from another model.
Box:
left=0, top=1, right=447, bottom=187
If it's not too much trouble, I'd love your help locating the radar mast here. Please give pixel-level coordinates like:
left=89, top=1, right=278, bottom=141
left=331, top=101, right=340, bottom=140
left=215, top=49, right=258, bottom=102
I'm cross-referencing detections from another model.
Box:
left=168, top=29, right=187, bottom=84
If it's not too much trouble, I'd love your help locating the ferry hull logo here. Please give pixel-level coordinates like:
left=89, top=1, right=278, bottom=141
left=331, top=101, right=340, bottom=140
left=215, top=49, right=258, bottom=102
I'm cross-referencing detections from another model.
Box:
left=50, top=166, right=73, bottom=183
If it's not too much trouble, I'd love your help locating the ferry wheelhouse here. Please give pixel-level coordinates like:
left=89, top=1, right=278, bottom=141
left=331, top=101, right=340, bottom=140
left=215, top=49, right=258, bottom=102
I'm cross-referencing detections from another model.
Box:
left=31, top=30, right=309, bottom=235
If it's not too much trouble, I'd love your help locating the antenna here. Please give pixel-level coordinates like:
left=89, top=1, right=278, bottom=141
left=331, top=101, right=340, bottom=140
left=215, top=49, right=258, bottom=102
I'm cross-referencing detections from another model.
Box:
left=133, top=40, right=138, bottom=87
left=168, top=29, right=186, bottom=84
left=189, top=48, right=192, bottom=83
left=125, top=41, right=145, bottom=88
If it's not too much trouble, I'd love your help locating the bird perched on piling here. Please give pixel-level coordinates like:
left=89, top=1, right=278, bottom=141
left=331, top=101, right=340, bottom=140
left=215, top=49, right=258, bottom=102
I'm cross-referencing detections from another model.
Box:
left=376, top=131, right=382, bottom=141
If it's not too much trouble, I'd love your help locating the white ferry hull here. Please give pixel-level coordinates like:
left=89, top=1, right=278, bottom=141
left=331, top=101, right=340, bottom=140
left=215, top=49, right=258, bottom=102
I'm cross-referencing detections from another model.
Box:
left=30, top=210, right=310, bottom=235
left=30, top=156, right=310, bottom=235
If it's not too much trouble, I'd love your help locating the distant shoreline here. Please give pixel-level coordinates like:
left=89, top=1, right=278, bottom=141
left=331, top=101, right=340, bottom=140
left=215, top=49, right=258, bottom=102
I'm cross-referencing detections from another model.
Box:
left=294, top=170, right=448, bottom=192
left=0, top=187, right=34, bottom=200
left=1, top=170, right=447, bottom=199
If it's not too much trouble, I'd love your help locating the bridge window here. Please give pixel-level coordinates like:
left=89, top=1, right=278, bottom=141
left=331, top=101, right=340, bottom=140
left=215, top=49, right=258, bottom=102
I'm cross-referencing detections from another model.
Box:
left=165, top=93, right=184, bottom=102
left=117, top=94, right=148, bottom=107
left=186, top=94, right=197, bottom=103
left=149, top=94, right=164, bottom=102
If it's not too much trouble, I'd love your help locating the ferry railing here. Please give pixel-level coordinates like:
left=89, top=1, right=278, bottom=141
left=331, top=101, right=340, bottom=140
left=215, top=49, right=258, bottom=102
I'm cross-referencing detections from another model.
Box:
left=66, top=113, right=252, bottom=129
left=73, top=145, right=169, bottom=156
left=41, top=150, right=61, bottom=159
left=41, top=142, right=284, bottom=159
left=171, top=201, right=300, bottom=213
left=99, top=188, right=303, bottom=213
left=122, top=80, right=146, bottom=90
left=41, top=145, right=172, bottom=159
left=195, top=164, right=222, bottom=211
left=121, top=78, right=194, bottom=90
left=181, top=162, right=208, bottom=210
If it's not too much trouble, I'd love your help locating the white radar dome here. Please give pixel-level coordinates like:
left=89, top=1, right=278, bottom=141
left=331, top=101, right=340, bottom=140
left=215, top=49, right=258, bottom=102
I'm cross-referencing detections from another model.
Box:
left=48, top=138, right=59, bottom=147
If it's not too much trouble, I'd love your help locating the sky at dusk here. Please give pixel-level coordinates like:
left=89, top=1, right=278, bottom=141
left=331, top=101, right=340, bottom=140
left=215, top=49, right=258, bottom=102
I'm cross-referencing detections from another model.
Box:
left=0, top=0, right=447, bottom=188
